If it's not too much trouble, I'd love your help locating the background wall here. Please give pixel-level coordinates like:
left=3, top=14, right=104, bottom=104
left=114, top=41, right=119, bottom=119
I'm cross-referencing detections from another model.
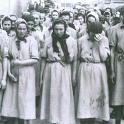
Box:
left=0, top=0, right=29, bottom=17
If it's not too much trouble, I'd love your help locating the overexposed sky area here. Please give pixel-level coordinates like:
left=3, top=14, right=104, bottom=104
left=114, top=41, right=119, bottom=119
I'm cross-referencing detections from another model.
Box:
left=58, top=0, right=98, bottom=3
left=32, top=0, right=98, bottom=3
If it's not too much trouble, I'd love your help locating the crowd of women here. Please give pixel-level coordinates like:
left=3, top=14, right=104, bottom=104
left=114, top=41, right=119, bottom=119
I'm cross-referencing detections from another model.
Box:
left=0, top=3, right=123, bottom=124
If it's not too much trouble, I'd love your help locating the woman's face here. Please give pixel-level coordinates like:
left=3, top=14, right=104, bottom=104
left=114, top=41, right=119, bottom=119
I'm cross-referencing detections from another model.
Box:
left=54, top=23, right=65, bottom=37
left=27, top=21, right=34, bottom=31
left=77, top=16, right=84, bottom=25
left=52, top=12, right=59, bottom=21
left=40, top=13, right=45, bottom=24
left=17, top=23, right=27, bottom=38
left=2, top=20, right=12, bottom=32
left=32, top=14, right=40, bottom=26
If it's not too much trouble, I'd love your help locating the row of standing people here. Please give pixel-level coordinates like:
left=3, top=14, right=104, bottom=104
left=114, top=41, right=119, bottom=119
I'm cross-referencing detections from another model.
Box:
left=0, top=6, right=123, bottom=124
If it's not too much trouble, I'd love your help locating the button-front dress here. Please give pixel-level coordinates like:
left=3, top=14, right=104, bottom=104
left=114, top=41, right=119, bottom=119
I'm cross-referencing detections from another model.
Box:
left=77, top=35, right=110, bottom=121
left=1, top=36, right=39, bottom=119
left=40, top=36, right=77, bottom=124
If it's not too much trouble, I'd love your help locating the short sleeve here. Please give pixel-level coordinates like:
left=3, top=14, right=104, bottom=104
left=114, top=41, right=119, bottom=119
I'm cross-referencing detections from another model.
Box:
left=102, top=36, right=110, bottom=55
left=30, top=37, right=39, bottom=60
left=0, top=36, right=8, bottom=58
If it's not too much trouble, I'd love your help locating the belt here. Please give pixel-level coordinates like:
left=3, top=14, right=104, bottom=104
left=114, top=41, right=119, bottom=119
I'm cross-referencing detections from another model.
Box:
left=46, top=60, right=68, bottom=67
left=80, top=58, right=101, bottom=63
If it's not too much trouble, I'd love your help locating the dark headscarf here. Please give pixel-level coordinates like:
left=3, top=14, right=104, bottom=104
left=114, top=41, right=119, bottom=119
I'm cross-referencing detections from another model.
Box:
left=88, top=21, right=103, bottom=34
left=52, top=19, right=70, bottom=64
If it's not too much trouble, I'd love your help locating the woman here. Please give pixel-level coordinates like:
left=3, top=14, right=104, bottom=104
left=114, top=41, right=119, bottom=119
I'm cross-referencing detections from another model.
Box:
left=22, top=14, right=42, bottom=107
left=0, top=34, right=8, bottom=121
left=31, top=11, right=49, bottom=107
left=44, top=10, right=59, bottom=28
left=110, top=6, right=124, bottom=124
left=77, top=21, right=110, bottom=124
left=77, top=11, right=99, bottom=39
left=40, top=19, right=77, bottom=124
left=76, top=13, right=86, bottom=39
left=1, top=19, right=39, bottom=124
left=31, top=11, right=49, bottom=41
left=2, top=16, right=16, bottom=39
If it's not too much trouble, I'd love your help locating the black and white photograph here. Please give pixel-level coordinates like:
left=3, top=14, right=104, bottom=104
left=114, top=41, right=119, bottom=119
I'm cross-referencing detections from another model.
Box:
left=0, top=0, right=124, bottom=124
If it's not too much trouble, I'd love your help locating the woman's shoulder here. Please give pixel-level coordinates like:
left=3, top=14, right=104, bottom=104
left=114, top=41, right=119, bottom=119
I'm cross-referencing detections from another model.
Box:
left=66, top=36, right=77, bottom=45
left=26, top=35, right=37, bottom=41
left=78, top=35, right=88, bottom=42
left=78, top=35, right=88, bottom=46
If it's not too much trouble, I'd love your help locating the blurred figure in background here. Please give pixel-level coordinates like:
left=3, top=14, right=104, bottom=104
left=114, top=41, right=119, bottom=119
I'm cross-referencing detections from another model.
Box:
left=60, top=11, right=77, bottom=39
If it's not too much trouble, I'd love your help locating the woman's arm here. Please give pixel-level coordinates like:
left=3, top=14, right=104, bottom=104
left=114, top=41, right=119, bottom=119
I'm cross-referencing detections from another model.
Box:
left=40, top=58, right=46, bottom=87
left=110, top=46, right=115, bottom=84
left=95, top=34, right=110, bottom=61
left=7, top=58, right=17, bottom=81
left=2, top=57, right=7, bottom=80
left=99, top=43, right=109, bottom=61
left=1, top=57, right=7, bottom=89
left=11, top=58, right=38, bottom=67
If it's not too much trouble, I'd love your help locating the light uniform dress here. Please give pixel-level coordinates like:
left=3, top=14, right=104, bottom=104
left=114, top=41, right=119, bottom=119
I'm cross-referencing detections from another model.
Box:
left=0, top=34, right=8, bottom=113
left=77, top=35, right=110, bottom=121
left=0, top=29, right=8, bottom=113
left=40, top=36, right=77, bottom=124
left=110, top=22, right=124, bottom=105
left=1, top=36, right=39, bottom=119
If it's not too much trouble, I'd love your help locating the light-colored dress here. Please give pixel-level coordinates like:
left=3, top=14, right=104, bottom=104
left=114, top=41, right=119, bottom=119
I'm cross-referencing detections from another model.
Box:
left=77, top=35, right=110, bottom=121
left=110, top=22, right=124, bottom=105
left=40, top=36, right=77, bottom=124
left=1, top=36, right=39, bottom=119
left=0, top=34, right=8, bottom=113
left=0, top=29, right=8, bottom=113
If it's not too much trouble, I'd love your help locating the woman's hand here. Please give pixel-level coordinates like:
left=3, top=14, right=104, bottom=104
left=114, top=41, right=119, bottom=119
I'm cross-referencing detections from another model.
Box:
left=11, top=59, right=21, bottom=67
left=110, top=71, right=115, bottom=84
left=0, top=80, right=6, bottom=89
left=94, top=34, right=103, bottom=44
left=8, top=73, right=18, bottom=82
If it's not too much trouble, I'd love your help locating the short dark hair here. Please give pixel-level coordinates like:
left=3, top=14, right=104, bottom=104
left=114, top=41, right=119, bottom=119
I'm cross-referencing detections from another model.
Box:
left=22, top=15, right=35, bottom=23
left=59, top=11, right=70, bottom=18
left=76, top=13, right=85, bottom=21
